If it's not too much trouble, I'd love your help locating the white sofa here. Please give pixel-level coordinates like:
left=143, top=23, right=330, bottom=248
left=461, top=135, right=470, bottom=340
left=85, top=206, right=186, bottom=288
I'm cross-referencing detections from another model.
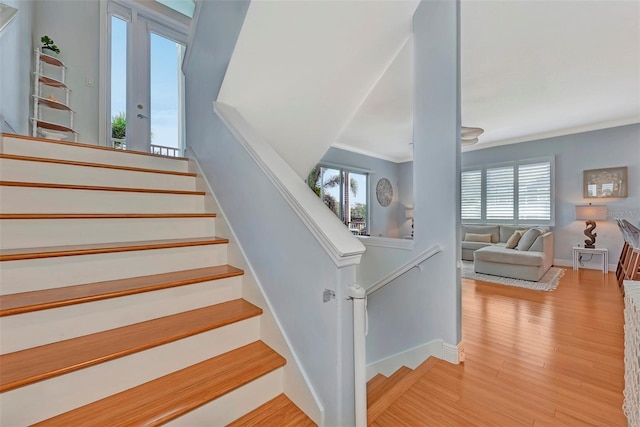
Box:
left=462, top=224, right=554, bottom=282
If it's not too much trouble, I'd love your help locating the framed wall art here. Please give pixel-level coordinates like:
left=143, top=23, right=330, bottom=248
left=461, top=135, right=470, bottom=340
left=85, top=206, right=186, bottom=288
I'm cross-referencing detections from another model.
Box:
left=583, top=166, right=627, bottom=198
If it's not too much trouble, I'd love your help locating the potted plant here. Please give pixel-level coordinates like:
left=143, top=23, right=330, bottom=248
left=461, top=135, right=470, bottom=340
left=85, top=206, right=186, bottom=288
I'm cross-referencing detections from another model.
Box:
left=40, top=35, right=60, bottom=56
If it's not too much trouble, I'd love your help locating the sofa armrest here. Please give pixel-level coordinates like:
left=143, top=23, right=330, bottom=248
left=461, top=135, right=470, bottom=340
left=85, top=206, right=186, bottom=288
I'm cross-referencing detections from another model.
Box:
left=529, top=232, right=554, bottom=269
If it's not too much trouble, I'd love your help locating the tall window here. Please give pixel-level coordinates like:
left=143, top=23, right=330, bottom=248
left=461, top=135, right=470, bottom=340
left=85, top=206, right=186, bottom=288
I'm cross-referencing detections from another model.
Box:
left=308, top=166, right=369, bottom=235
left=461, top=157, right=554, bottom=225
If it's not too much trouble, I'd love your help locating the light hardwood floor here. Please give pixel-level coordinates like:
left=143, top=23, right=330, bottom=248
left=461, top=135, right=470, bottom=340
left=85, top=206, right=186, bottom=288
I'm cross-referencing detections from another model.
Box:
left=373, top=268, right=627, bottom=426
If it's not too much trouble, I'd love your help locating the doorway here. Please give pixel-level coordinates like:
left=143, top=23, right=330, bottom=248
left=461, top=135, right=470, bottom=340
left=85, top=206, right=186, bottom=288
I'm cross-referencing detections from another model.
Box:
left=107, top=1, right=187, bottom=156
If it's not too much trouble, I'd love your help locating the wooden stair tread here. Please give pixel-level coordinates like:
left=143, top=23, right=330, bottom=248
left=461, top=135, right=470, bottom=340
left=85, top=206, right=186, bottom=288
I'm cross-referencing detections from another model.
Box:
left=0, top=299, right=262, bottom=392
left=0, top=265, right=244, bottom=316
left=366, top=373, right=389, bottom=400
left=0, top=180, right=205, bottom=195
left=33, top=341, right=285, bottom=427
left=0, top=153, right=196, bottom=176
left=2, top=133, right=189, bottom=160
left=0, top=236, right=229, bottom=261
left=367, top=366, right=412, bottom=409
left=367, top=357, right=439, bottom=423
left=227, top=394, right=316, bottom=426
left=0, top=213, right=216, bottom=219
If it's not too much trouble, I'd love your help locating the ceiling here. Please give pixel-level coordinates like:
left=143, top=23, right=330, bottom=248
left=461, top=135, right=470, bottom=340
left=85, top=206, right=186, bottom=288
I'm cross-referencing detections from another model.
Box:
left=218, top=0, right=419, bottom=177
left=336, top=0, right=640, bottom=161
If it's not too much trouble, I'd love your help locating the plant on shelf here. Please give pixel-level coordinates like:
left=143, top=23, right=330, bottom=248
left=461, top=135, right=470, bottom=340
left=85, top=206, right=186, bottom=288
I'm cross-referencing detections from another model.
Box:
left=40, top=35, right=60, bottom=55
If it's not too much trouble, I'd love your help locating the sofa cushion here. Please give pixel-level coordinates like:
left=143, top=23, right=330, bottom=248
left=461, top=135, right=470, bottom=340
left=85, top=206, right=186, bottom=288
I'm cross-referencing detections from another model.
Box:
left=474, top=246, right=544, bottom=267
left=500, top=226, right=530, bottom=243
left=462, top=225, right=500, bottom=243
left=465, top=233, right=492, bottom=243
left=462, top=241, right=493, bottom=251
left=505, top=230, right=525, bottom=249
left=516, top=228, right=542, bottom=251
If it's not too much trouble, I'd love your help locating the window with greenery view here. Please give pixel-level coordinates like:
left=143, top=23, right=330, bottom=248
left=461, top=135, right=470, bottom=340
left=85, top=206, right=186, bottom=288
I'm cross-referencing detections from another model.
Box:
left=461, top=157, right=554, bottom=225
left=308, top=166, right=368, bottom=235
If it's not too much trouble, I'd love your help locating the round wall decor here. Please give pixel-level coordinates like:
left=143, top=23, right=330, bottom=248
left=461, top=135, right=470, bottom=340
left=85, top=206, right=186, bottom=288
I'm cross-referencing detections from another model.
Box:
left=376, top=178, right=393, bottom=207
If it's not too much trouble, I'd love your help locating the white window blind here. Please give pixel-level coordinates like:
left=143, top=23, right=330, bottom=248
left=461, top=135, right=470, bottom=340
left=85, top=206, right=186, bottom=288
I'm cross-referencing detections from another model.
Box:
left=461, top=170, right=482, bottom=220
left=461, top=157, right=554, bottom=225
left=486, top=165, right=514, bottom=220
left=518, top=162, right=551, bottom=221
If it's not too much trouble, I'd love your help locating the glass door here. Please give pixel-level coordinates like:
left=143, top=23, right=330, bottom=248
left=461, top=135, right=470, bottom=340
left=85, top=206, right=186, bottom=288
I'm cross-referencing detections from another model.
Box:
left=108, top=2, right=186, bottom=156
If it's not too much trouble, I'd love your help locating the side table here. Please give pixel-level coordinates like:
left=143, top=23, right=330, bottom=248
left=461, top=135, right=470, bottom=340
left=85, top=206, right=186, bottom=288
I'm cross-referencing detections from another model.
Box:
left=573, top=246, right=608, bottom=273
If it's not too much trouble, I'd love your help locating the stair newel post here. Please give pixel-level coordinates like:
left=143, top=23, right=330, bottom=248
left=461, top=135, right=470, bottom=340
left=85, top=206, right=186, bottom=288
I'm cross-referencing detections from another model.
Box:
left=348, top=283, right=367, bottom=427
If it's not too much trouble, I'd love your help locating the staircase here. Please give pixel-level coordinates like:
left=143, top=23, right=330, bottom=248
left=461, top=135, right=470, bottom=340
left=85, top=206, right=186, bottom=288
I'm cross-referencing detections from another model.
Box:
left=0, top=134, right=315, bottom=426
left=366, top=357, right=439, bottom=424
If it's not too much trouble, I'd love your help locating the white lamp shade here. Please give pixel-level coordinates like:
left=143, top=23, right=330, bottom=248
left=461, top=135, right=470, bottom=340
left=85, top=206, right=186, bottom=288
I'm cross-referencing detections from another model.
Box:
left=575, top=205, right=608, bottom=220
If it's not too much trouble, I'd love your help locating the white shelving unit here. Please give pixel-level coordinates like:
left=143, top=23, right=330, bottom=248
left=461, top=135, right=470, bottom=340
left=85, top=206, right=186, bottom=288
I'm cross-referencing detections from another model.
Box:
left=31, top=49, right=78, bottom=142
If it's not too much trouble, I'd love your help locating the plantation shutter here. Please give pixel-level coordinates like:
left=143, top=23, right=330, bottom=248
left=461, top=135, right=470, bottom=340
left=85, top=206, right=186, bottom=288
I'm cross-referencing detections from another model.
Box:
left=518, top=161, right=551, bottom=221
left=461, top=170, right=482, bottom=221
left=486, top=165, right=514, bottom=220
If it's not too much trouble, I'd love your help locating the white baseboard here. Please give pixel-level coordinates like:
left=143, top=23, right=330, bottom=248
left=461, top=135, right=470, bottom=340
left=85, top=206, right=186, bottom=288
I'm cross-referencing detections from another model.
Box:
left=554, top=258, right=572, bottom=268
left=366, top=339, right=459, bottom=380
left=442, top=341, right=460, bottom=364
left=554, top=258, right=616, bottom=273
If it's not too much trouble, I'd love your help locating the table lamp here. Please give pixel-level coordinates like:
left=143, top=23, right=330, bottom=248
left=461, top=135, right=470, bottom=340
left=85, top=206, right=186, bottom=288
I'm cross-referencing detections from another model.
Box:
left=575, top=204, right=608, bottom=248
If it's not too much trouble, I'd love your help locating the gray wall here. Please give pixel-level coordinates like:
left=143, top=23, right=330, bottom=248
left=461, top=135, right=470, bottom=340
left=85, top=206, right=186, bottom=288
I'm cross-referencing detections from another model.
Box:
left=1, top=0, right=34, bottom=134
left=462, top=123, right=640, bottom=269
left=0, top=0, right=100, bottom=140
left=365, top=0, right=461, bottom=362
left=33, top=0, right=100, bottom=143
left=318, top=147, right=414, bottom=238
left=184, top=1, right=356, bottom=424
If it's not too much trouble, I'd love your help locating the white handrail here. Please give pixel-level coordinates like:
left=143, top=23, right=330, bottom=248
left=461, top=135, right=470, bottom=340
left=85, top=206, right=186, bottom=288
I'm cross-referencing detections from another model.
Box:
left=349, top=244, right=442, bottom=426
left=365, top=245, right=443, bottom=296
left=214, top=101, right=366, bottom=267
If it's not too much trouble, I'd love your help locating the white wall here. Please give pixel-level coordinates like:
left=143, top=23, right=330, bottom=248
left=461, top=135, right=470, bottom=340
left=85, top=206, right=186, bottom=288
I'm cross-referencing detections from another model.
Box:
left=1, top=0, right=34, bottom=134
left=365, top=0, right=461, bottom=365
left=33, top=0, right=100, bottom=143
left=462, top=123, right=640, bottom=270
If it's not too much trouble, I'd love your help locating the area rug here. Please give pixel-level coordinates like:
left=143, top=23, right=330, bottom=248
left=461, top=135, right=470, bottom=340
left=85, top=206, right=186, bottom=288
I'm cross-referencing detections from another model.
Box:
left=461, top=261, right=565, bottom=291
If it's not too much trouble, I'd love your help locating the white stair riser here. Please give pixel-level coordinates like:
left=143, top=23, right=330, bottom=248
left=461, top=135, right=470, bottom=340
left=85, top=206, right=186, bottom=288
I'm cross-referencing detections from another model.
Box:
left=1, top=277, right=242, bottom=353
left=0, top=318, right=261, bottom=427
left=2, top=136, right=188, bottom=172
left=0, top=158, right=196, bottom=191
left=0, top=245, right=228, bottom=293
left=167, top=369, right=284, bottom=427
left=0, top=187, right=204, bottom=213
left=0, top=217, right=216, bottom=249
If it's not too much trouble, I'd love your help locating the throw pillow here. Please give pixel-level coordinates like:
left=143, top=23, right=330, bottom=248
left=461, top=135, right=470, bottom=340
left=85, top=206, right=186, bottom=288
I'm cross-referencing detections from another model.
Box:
left=464, top=233, right=492, bottom=243
left=505, top=230, right=525, bottom=249
left=515, top=228, right=542, bottom=251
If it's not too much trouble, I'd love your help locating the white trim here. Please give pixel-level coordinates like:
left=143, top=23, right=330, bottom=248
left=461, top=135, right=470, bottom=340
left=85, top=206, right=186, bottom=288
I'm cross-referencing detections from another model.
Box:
left=214, top=102, right=366, bottom=268
left=186, top=147, right=324, bottom=426
left=553, top=258, right=572, bottom=268
left=464, top=116, right=640, bottom=152
left=555, top=257, right=617, bottom=273
left=115, top=0, right=190, bottom=33
left=181, top=0, right=202, bottom=75
left=318, top=161, right=374, bottom=175
left=358, top=235, right=414, bottom=250
left=441, top=341, right=460, bottom=364
left=99, top=0, right=109, bottom=146
left=366, top=339, right=442, bottom=380
left=332, top=142, right=413, bottom=164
